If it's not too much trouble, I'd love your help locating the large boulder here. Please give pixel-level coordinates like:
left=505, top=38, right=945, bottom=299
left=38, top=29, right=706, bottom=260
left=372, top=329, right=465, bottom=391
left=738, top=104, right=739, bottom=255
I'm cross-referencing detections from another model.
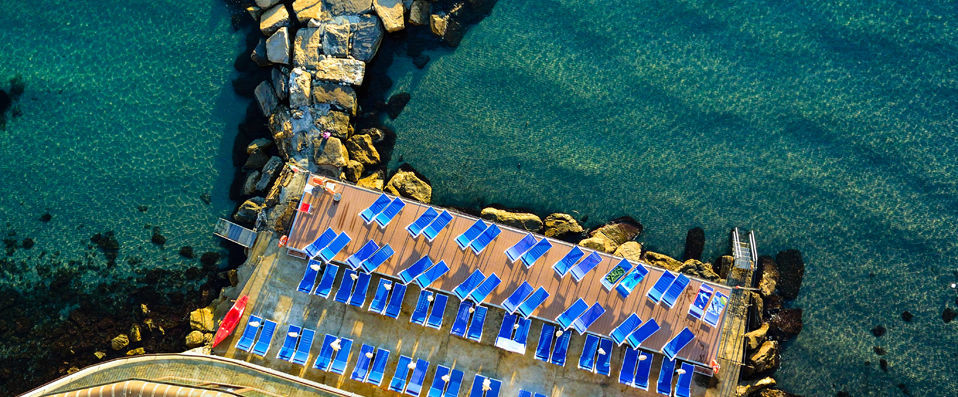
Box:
left=266, top=27, right=290, bottom=64
left=243, top=171, right=261, bottom=195
left=769, top=308, right=803, bottom=337
left=250, top=38, right=269, bottom=66
left=185, top=330, right=206, bottom=348
left=385, top=170, right=432, bottom=203
left=292, top=0, right=325, bottom=22
left=256, top=156, right=283, bottom=192
left=326, top=0, right=373, bottom=15
left=313, top=137, right=350, bottom=169
left=271, top=67, right=289, bottom=101
left=345, top=134, right=380, bottom=165
left=775, top=249, right=805, bottom=300
left=293, top=27, right=323, bottom=69
left=345, top=160, right=363, bottom=182
left=735, top=377, right=776, bottom=397
left=430, top=12, right=448, bottom=37
left=312, top=81, right=358, bottom=115
left=682, top=227, right=704, bottom=261
left=349, top=15, right=384, bottom=62
left=613, top=241, right=643, bottom=262
left=744, top=322, right=769, bottom=350
left=408, top=0, right=430, bottom=25
left=254, top=81, right=278, bottom=116
left=644, top=251, right=683, bottom=271
left=543, top=213, right=583, bottom=237
left=481, top=208, right=542, bottom=232
left=314, top=108, right=352, bottom=139
left=322, top=18, right=350, bottom=57
left=189, top=307, right=215, bottom=332
left=745, top=341, right=780, bottom=376
left=111, top=334, right=130, bottom=351
left=757, top=257, right=780, bottom=297
left=289, top=68, right=312, bottom=109
left=259, top=3, right=290, bottom=36
left=591, top=219, right=642, bottom=245
left=579, top=236, right=616, bottom=253
left=255, top=0, right=281, bottom=8
left=313, top=56, right=365, bottom=85
left=374, top=0, right=405, bottom=32
left=358, top=171, right=385, bottom=190
left=677, top=259, right=721, bottom=281
left=234, top=197, right=266, bottom=225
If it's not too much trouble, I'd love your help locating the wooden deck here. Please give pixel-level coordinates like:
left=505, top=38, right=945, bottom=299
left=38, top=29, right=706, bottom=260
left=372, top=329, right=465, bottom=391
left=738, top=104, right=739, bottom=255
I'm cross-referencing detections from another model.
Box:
left=286, top=178, right=732, bottom=367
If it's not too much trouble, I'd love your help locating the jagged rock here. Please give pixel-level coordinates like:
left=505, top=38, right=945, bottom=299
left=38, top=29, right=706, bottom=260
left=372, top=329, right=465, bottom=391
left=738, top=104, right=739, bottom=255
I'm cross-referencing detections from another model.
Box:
left=744, top=322, right=769, bottom=350
left=345, top=134, right=380, bottom=165
left=255, top=0, right=280, bottom=8
left=735, top=377, right=776, bottom=397
left=289, top=68, right=312, bottom=109
left=775, top=249, right=804, bottom=300
left=769, top=308, right=803, bottom=337
left=613, top=241, right=643, bottom=262
left=245, top=150, right=269, bottom=170
left=256, top=156, right=283, bottom=192
left=481, top=208, right=542, bottom=232
left=440, top=18, right=465, bottom=46
left=360, top=127, right=385, bottom=142
left=185, top=330, right=205, bottom=348
left=259, top=3, right=290, bottom=36
left=227, top=269, right=239, bottom=286
left=314, top=108, right=352, bottom=138
left=374, top=0, right=405, bottom=32
left=385, top=170, right=431, bottom=203
left=326, top=0, right=373, bottom=15
left=266, top=27, right=290, bottom=65
left=313, top=136, right=349, bottom=169
left=591, top=220, right=642, bottom=246
left=312, top=81, right=357, bottom=115
left=293, top=27, right=323, bottom=69
left=189, top=307, right=215, bottom=332
left=312, top=56, right=366, bottom=85
left=345, top=160, right=363, bottom=182
left=749, top=291, right=764, bottom=323
left=292, top=0, right=325, bottom=22
left=678, top=259, right=721, bottom=281
left=645, top=251, right=683, bottom=271
left=254, top=81, right=278, bottom=116
left=716, top=255, right=734, bottom=279
left=246, top=5, right=263, bottom=21
left=349, top=15, right=384, bottom=62
left=358, top=171, right=385, bottom=190
left=409, top=0, right=430, bottom=25
left=757, top=257, right=780, bottom=297
left=247, top=138, right=273, bottom=154
left=386, top=92, right=411, bottom=119
left=94, top=351, right=106, bottom=360
left=271, top=67, right=289, bottom=101
left=125, top=348, right=146, bottom=356
left=579, top=236, right=617, bottom=254
left=543, top=213, right=584, bottom=237
left=745, top=341, right=781, bottom=375
left=111, top=334, right=130, bottom=351
left=234, top=197, right=266, bottom=225
left=757, top=389, right=797, bottom=397
left=430, top=12, right=448, bottom=37
left=322, top=18, right=350, bottom=57
left=250, top=38, right=269, bottom=67
left=683, top=227, right=704, bottom=260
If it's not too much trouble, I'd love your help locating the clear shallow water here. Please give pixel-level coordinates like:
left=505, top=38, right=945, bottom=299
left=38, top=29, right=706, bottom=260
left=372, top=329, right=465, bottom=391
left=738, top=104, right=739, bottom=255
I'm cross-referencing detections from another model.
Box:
left=386, top=0, right=958, bottom=395
left=0, top=0, right=245, bottom=318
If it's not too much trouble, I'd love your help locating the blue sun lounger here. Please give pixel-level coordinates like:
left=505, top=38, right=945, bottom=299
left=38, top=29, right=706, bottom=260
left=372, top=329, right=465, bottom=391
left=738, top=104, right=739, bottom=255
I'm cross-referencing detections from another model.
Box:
left=601, top=258, right=634, bottom=290
left=427, top=365, right=464, bottom=397
left=688, top=283, right=715, bottom=319
left=251, top=319, right=277, bottom=356
left=408, top=207, right=440, bottom=237
left=505, top=234, right=537, bottom=262
left=550, top=330, right=572, bottom=366
left=663, top=327, right=695, bottom=361
left=610, top=313, right=643, bottom=345
left=399, top=255, right=434, bottom=285
left=619, top=347, right=638, bottom=386
left=361, top=244, right=394, bottom=273
left=520, top=238, right=553, bottom=268
left=518, top=391, right=547, bottom=397
left=570, top=251, right=603, bottom=282
left=577, top=335, right=612, bottom=375
left=469, top=374, right=501, bottom=397
left=626, top=318, right=660, bottom=349
left=367, top=348, right=391, bottom=386
left=390, top=355, right=414, bottom=393
left=426, top=293, right=448, bottom=329
left=375, top=197, right=406, bottom=228
left=535, top=323, right=555, bottom=362
left=555, top=298, right=588, bottom=330
left=412, top=290, right=433, bottom=326
left=314, top=263, right=339, bottom=298
left=502, top=282, right=533, bottom=314
left=298, top=260, right=321, bottom=293
left=346, top=240, right=379, bottom=269
left=468, top=224, right=501, bottom=255
left=656, top=356, right=676, bottom=395
left=515, top=287, right=549, bottom=318
left=351, top=344, right=376, bottom=382
left=360, top=193, right=391, bottom=223
left=385, top=282, right=408, bottom=319
left=553, top=246, right=584, bottom=277
left=615, top=265, right=649, bottom=298
left=453, top=270, right=485, bottom=300
left=291, top=328, right=314, bottom=366
left=494, top=313, right=531, bottom=354
left=422, top=210, right=453, bottom=241
left=235, top=315, right=262, bottom=352
left=277, top=324, right=302, bottom=361
left=369, top=278, right=392, bottom=314
left=335, top=268, right=358, bottom=304
left=596, top=338, right=613, bottom=376
left=633, top=350, right=653, bottom=390
left=703, top=291, right=729, bottom=327
left=570, top=303, right=606, bottom=334
left=451, top=300, right=473, bottom=337
left=647, top=271, right=677, bottom=303
left=415, top=260, right=449, bottom=289
left=661, top=273, right=690, bottom=308
left=330, top=338, right=353, bottom=375
left=319, top=232, right=351, bottom=263
left=578, top=334, right=600, bottom=372
left=304, top=227, right=337, bottom=258
left=675, top=362, right=694, bottom=397
left=467, top=273, right=501, bottom=304
left=467, top=305, right=488, bottom=342
left=348, top=272, right=372, bottom=307
left=406, top=358, right=429, bottom=396
left=456, top=219, right=487, bottom=249
left=313, top=334, right=336, bottom=371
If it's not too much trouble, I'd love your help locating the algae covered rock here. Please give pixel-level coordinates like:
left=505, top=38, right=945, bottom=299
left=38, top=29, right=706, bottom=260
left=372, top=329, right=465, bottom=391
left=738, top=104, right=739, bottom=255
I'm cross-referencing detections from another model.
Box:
left=613, top=241, right=642, bottom=262
left=480, top=208, right=542, bottom=232
left=185, top=330, right=205, bottom=348
left=385, top=170, right=431, bottom=203
left=543, top=213, right=583, bottom=237
left=644, top=251, right=683, bottom=271
left=358, top=171, right=384, bottom=190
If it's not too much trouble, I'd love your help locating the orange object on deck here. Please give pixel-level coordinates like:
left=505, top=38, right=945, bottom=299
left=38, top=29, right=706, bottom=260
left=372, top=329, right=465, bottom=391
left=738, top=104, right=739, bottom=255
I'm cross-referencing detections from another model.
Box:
left=278, top=235, right=288, bottom=247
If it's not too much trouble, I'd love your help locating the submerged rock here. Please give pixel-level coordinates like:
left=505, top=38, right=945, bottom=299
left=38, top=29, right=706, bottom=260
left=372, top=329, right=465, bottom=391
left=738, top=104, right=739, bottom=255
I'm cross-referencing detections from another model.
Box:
left=150, top=227, right=166, bottom=245
left=266, top=27, right=290, bottom=64
left=901, top=311, right=913, bottom=322
left=481, top=208, right=542, bottom=232
left=374, top=0, right=405, bottom=32
left=385, top=170, right=431, bottom=203
left=178, top=246, right=194, bottom=259
left=682, top=227, right=704, bottom=261
left=769, top=308, right=803, bottom=337
left=944, top=308, right=957, bottom=323
left=775, top=249, right=805, bottom=299
left=543, top=213, right=584, bottom=238
left=871, top=325, right=886, bottom=337
left=386, top=92, right=411, bottom=119
left=259, top=3, right=290, bottom=36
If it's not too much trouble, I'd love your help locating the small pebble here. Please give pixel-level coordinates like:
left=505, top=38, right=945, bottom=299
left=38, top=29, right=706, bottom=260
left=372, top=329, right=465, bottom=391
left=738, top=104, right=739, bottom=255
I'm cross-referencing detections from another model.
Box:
left=900, top=311, right=913, bottom=322
left=870, top=325, right=886, bottom=337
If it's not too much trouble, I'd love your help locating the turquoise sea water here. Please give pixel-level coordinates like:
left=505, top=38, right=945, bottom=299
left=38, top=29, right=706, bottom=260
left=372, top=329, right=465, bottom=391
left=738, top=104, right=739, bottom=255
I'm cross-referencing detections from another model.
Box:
left=386, top=0, right=958, bottom=395
left=0, top=0, right=245, bottom=327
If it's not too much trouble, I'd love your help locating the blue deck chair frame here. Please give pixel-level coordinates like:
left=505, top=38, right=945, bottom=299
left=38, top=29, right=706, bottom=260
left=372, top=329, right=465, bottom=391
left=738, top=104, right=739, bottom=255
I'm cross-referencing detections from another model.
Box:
left=520, top=238, right=553, bottom=268
left=304, top=227, right=337, bottom=258
left=534, top=323, right=555, bottom=362
left=406, top=358, right=429, bottom=396
left=570, top=303, right=606, bottom=334
left=291, top=328, right=314, bottom=366
left=361, top=244, right=394, bottom=273
left=618, top=347, right=638, bottom=386
left=596, top=338, right=613, bottom=376
left=411, top=290, right=433, bottom=326
left=276, top=324, right=302, bottom=361
left=422, top=210, right=453, bottom=241
left=369, top=278, right=392, bottom=314
left=553, top=246, right=584, bottom=277
left=384, top=282, right=408, bottom=319
left=610, top=313, right=643, bottom=345
left=456, top=219, right=487, bottom=249
left=235, top=315, right=262, bottom=352
left=467, top=273, right=501, bottom=304
left=468, top=224, right=501, bottom=255
left=427, top=365, right=464, bottom=397
left=578, top=334, right=600, bottom=372
left=251, top=319, right=277, bottom=357
left=367, top=348, right=391, bottom=386
left=408, top=207, right=440, bottom=237
left=675, top=362, right=694, bottom=397
left=656, top=356, right=677, bottom=395
left=505, top=233, right=537, bottom=263
left=555, top=298, right=589, bottom=330
left=633, top=350, right=653, bottom=390
left=346, top=240, right=379, bottom=269
left=426, top=293, right=448, bottom=329
left=663, top=327, right=696, bottom=361
left=626, top=318, right=660, bottom=349
left=550, top=330, right=572, bottom=367
left=359, top=193, right=391, bottom=223
left=615, top=265, right=650, bottom=298
left=570, top=251, right=603, bottom=282
left=399, top=255, right=434, bottom=285
left=334, top=268, right=358, bottom=304
left=351, top=344, right=376, bottom=382
left=375, top=197, right=406, bottom=228
left=601, top=258, right=634, bottom=290
left=515, top=287, right=550, bottom=318
left=501, top=282, right=534, bottom=314
left=661, top=273, right=690, bottom=308
left=688, top=283, right=715, bottom=319
left=329, top=338, right=353, bottom=375
left=450, top=300, right=473, bottom=337
left=318, top=232, right=351, bottom=263
left=390, top=355, right=413, bottom=393
left=415, top=260, right=450, bottom=289
left=647, top=271, right=677, bottom=303
left=453, top=270, right=485, bottom=300
left=298, top=260, right=322, bottom=293
left=348, top=272, right=372, bottom=307
left=313, top=334, right=337, bottom=371
left=314, top=263, right=340, bottom=298
left=469, top=374, right=501, bottom=397
left=467, top=305, right=488, bottom=342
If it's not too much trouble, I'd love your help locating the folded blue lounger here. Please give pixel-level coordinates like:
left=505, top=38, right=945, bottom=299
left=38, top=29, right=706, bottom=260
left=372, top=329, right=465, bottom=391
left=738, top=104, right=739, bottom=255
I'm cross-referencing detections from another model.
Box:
left=415, top=260, right=449, bottom=289
left=304, top=227, right=337, bottom=259
left=633, top=350, right=653, bottom=390
left=610, top=313, right=643, bottom=345
left=329, top=338, right=353, bottom=375
left=360, top=193, right=391, bottom=223
left=351, top=344, right=376, bottom=382
left=656, top=356, right=676, bottom=395
left=334, top=268, right=357, bottom=304
left=675, top=362, right=694, bottom=397
left=456, top=219, right=487, bottom=249
left=619, top=347, right=638, bottom=386
left=426, top=294, right=448, bottom=329
left=390, top=355, right=413, bottom=393
left=453, top=270, right=485, bottom=300
left=399, top=255, right=434, bottom=285
left=450, top=300, right=473, bottom=337
left=346, top=240, right=379, bottom=269
left=502, top=282, right=534, bottom=314
left=596, top=338, right=613, bottom=376
left=369, top=278, right=392, bottom=314
left=384, top=282, right=408, bottom=319
left=313, top=334, right=337, bottom=371
left=319, top=232, right=351, bottom=263
left=361, top=244, right=394, bottom=273
left=703, top=291, right=729, bottom=327
left=601, top=258, right=634, bottom=290
left=467, top=273, right=501, bottom=304
left=515, top=287, right=549, bottom=318
left=314, top=263, right=339, bottom=298
left=468, top=224, right=501, bottom=255
left=367, top=348, right=391, bottom=386
left=291, top=328, right=314, bottom=366
left=555, top=298, right=589, bottom=330
left=298, top=260, right=322, bottom=293
left=427, top=365, right=464, bottom=397
left=505, top=234, right=536, bottom=263
left=578, top=334, right=600, bottom=372
left=469, top=374, right=501, bottom=397
left=550, top=330, right=572, bottom=366
left=535, top=323, right=555, bottom=362
left=519, top=238, right=553, bottom=268
left=406, top=358, right=429, bottom=396
left=408, top=207, right=440, bottom=238
left=626, top=318, right=660, bottom=349
left=375, top=197, right=406, bottom=228
left=647, top=271, right=677, bottom=303
left=348, top=272, right=372, bottom=307
left=235, top=315, right=262, bottom=352
left=570, top=251, right=603, bottom=282
left=422, top=210, right=453, bottom=241
left=251, top=319, right=277, bottom=356
left=411, top=290, right=433, bottom=326
left=688, top=283, right=715, bottom=319
left=663, top=327, right=696, bottom=361
left=553, top=246, right=584, bottom=277
left=276, top=324, right=301, bottom=361
left=570, top=303, right=606, bottom=334
left=615, top=265, right=650, bottom=298
left=467, top=305, right=488, bottom=342
left=661, top=273, right=690, bottom=308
